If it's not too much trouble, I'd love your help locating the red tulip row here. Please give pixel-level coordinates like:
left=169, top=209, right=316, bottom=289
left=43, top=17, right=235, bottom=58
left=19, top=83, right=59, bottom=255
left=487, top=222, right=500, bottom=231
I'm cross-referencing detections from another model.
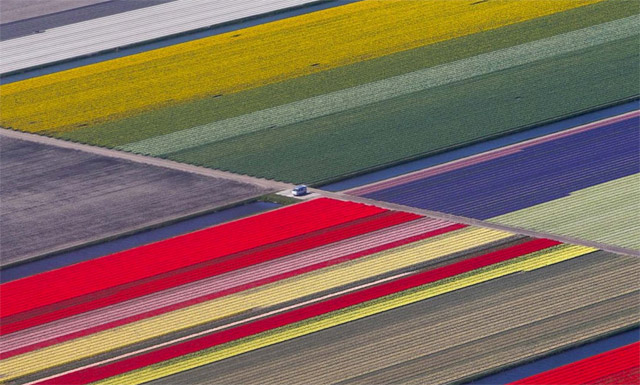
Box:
left=1, top=198, right=410, bottom=335
left=511, top=341, right=639, bottom=384
left=36, top=238, right=561, bottom=385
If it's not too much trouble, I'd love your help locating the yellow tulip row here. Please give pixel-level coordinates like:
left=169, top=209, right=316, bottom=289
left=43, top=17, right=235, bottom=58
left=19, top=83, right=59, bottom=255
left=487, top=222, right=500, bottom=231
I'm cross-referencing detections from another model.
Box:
left=0, top=0, right=600, bottom=133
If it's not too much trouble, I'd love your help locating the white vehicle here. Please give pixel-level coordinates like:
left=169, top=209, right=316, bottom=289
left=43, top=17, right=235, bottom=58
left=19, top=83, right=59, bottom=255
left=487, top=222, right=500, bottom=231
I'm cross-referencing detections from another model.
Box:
left=292, top=185, right=308, bottom=196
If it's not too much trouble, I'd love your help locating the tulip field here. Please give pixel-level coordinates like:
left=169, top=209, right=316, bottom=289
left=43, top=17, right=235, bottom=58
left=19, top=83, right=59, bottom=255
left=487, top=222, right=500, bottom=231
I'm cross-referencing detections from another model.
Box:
left=1, top=0, right=638, bottom=383
left=1, top=198, right=636, bottom=384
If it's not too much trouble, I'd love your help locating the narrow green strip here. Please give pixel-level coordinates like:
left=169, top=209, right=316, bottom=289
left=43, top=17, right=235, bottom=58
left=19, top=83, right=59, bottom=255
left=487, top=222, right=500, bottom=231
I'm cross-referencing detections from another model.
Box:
left=118, top=16, right=639, bottom=156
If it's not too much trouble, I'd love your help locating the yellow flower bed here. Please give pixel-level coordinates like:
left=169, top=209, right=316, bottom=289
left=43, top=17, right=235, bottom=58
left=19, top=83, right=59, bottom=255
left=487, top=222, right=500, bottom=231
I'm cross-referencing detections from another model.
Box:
left=1, top=0, right=600, bottom=133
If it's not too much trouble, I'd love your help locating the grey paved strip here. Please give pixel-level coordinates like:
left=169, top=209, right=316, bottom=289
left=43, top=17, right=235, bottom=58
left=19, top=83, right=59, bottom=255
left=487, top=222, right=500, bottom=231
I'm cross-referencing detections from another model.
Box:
left=146, top=251, right=638, bottom=384
left=0, top=134, right=272, bottom=266
left=0, top=0, right=110, bottom=24
left=118, top=15, right=640, bottom=156
left=315, top=189, right=640, bottom=257
left=1, top=0, right=175, bottom=41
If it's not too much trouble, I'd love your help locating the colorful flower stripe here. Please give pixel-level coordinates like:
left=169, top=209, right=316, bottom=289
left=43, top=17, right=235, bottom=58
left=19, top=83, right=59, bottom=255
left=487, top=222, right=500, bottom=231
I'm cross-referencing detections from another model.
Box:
left=92, top=243, right=596, bottom=385
left=1, top=227, right=511, bottom=379
left=2, top=217, right=451, bottom=355
left=363, top=113, right=640, bottom=219
left=0, top=0, right=599, bottom=133
left=2, top=202, right=413, bottom=335
left=33, top=239, right=562, bottom=385
left=593, top=366, right=640, bottom=384
left=0, top=198, right=382, bottom=318
left=2, top=215, right=444, bottom=359
left=510, top=342, right=639, bottom=384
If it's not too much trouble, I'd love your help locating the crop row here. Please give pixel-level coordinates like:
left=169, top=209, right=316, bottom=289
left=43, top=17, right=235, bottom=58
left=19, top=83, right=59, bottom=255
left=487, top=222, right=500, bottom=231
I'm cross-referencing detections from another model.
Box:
left=155, top=251, right=636, bottom=385
left=119, top=15, right=639, bottom=157
left=163, top=37, right=639, bottom=184
left=0, top=198, right=396, bottom=333
left=2, top=224, right=512, bottom=379
left=1, top=196, right=614, bottom=383
left=365, top=113, right=639, bottom=219
left=1, top=217, right=455, bottom=358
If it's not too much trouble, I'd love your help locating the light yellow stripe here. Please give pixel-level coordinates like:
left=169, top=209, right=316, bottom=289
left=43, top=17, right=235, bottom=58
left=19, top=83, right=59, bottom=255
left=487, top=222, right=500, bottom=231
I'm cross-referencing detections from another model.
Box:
left=0, top=227, right=511, bottom=380
left=95, top=244, right=596, bottom=385
left=0, top=0, right=601, bottom=132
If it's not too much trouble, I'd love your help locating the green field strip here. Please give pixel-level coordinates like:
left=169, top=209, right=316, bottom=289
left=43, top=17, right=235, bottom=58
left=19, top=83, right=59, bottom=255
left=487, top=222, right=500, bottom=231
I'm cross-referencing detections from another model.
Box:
left=490, top=174, right=640, bottom=251
left=163, top=37, right=640, bottom=184
left=58, top=0, right=639, bottom=148
left=117, top=15, right=640, bottom=156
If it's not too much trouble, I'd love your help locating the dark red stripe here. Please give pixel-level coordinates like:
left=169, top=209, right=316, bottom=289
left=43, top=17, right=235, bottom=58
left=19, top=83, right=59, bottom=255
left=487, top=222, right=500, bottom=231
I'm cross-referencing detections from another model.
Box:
left=510, top=342, right=640, bottom=384
left=37, top=238, right=561, bottom=384
left=1, top=198, right=385, bottom=320
left=4, top=220, right=460, bottom=359
left=2, top=210, right=420, bottom=335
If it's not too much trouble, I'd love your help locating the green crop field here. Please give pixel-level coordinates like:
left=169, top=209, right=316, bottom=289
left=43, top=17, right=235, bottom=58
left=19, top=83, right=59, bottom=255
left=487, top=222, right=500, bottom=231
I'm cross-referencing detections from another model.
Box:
left=163, top=37, right=639, bottom=184
left=58, top=0, right=638, bottom=148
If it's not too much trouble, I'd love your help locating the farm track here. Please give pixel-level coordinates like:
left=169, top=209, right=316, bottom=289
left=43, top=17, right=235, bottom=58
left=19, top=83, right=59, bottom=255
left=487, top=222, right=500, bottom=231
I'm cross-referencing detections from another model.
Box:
left=145, top=251, right=639, bottom=385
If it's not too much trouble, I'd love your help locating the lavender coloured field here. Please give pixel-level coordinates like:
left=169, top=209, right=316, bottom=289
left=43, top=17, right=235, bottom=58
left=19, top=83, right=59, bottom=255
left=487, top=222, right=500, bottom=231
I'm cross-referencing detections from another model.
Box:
left=363, top=114, right=639, bottom=220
